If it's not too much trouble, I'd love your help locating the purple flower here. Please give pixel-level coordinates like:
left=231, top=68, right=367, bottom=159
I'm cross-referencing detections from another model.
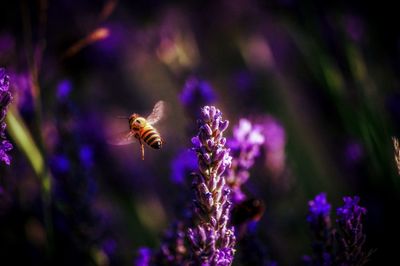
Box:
left=56, top=79, right=72, bottom=101
left=0, top=140, right=13, bottom=165
left=79, top=145, right=94, bottom=169
left=305, top=195, right=373, bottom=265
left=180, top=77, right=216, bottom=120
left=135, top=247, right=152, bottom=266
left=8, top=71, right=34, bottom=115
left=51, top=154, right=70, bottom=174
left=101, top=238, right=117, bottom=256
left=258, top=116, right=286, bottom=175
left=226, top=119, right=264, bottom=203
left=188, top=106, right=236, bottom=265
left=304, top=193, right=334, bottom=266
left=343, top=15, right=364, bottom=42
left=344, top=141, right=363, bottom=164
left=0, top=68, right=13, bottom=165
left=336, top=196, right=366, bottom=223
left=170, top=149, right=198, bottom=184
left=335, top=196, right=372, bottom=266
left=307, top=193, right=331, bottom=222
left=154, top=220, right=189, bottom=265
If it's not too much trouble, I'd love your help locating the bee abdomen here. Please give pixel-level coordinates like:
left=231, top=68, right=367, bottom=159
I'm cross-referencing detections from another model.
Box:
left=141, top=126, right=162, bottom=149
left=150, top=139, right=162, bottom=149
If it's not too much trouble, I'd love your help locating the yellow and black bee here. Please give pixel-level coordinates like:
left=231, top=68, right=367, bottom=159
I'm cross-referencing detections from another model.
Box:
left=111, top=101, right=165, bottom=160
left=231, top=198, right=265, bottom=226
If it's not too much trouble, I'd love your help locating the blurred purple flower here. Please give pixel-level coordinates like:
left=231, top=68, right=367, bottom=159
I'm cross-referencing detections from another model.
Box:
left=336, top=196, right=372, bottom=265
left=154, top=220, right=189, bottom=265
left=0, top=140, right=12, bottom=165
left=304, top=193, right=334, bottom=266
left=262, top=117, right=285, bottom=152
left=135, top=247, right=152, bottom=266
left=79, top=145, right=94, bottom=169
left=10, top=72, right=34, bottom=115
left=307, top=193, right=331, bottom=221
left=232, top=71, right=254, bottom=92
left=180, top=76, right=216, bottom=120
left=0, top=68, right=13, bottom=165
left=336, top=196, right=366, bottom=227
left=51, top=154, right=70, bottom=174
left=305, top=195, right=373, bottom=265
left=0, top=34, right=15, bottom=56
left=56, top=79, right=72, bottom=101
left=258, top=116, right=286, bottom=175
left=170, top=149, right=197, bottom=184
left=226, top=118, right=264, bottom=203
left=345, top=141, right=363, bottom=164
left=343, top=15, right=364, bottom=42
left=188, top=106, right=236, bottom=265
left=101, top=238, right=117, bottom=256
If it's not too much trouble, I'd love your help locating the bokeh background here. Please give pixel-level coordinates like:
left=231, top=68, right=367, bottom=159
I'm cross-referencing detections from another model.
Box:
left=1, top=0, right=400, bottom=265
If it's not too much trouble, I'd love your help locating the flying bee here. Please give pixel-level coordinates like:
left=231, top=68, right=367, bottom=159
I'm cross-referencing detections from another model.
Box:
left=110, top=100, right=165, bottom=160
left=231, top=198, right=265, bottom=226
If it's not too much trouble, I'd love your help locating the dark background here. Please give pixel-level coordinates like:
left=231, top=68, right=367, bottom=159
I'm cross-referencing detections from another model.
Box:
left=1, top=0, right=400, bottom=265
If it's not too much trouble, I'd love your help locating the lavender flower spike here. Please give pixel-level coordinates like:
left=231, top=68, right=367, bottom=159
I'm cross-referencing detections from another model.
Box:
left=188, top=106, right=236, bottom=265
left=336, top=196, right=373, bottom=266
left=226, top=119, right=264, bottom=203
left=0, top=68, right=13, bottom=165
left=304, top=193, right=334, bottom=266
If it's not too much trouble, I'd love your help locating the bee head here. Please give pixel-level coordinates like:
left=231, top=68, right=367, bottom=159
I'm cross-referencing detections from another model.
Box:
left=129, top=113, right=139, bottom=126
left=130, top=114, right=147, bottom=130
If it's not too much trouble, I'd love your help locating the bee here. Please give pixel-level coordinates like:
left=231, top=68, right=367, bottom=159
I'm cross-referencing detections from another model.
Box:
left=231, top=198, right=265, bottom=226
left=110, top=101, right=165, bottom=160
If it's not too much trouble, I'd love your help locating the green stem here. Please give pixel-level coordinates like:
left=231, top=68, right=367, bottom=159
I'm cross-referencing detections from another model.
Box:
left=5, top=107, right=53, bottom=254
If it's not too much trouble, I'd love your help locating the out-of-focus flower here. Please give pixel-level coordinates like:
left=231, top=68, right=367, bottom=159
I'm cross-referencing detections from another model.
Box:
left=343, top=15, right=364, bottom=42
left=101, top=238, right=117, bottom=257
left=188, top=106, right=236, bottom=265
left=304, top=193, right=334, bottom=266
left=344, top=141, right=364, bottom=164
left=170, top=149, right=197, bottom=184
left=336, top=196, right=372, bottom=266
left=156, top=9, right=200, bottom=73
left=226, top=118, right=265, bottom=203
left=7, top=72, right=34, bottom=116
left=135, top=247, right=152, bottom=266
left=0, top=68, right=13, bottom=165
left=307, top=193, right=331, bottom=222
left=259, top=116, right=286, bottom=176
left=80, top=145, right=94, bottom=169
left=305, top=194, right=373, bottom=265
left=56, top=79, right=73, bottom=101
left=180, top=76, right=216, bottom=120
left=336, top=196, right=366, bottom=228
left=232, top=71, right=254, bottom=92
left=0, top=34, right=15, bottom=58
left=238, top=35, right=275, bottom=70
left=51, top=154, right=70, bottom=174
left=48, top=79, right=109, bottom=265
left=154, top=221, right=189, bottom=265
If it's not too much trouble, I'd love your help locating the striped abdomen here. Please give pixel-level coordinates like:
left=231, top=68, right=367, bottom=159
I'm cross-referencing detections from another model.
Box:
left=140, top=125, right=162, bottom=149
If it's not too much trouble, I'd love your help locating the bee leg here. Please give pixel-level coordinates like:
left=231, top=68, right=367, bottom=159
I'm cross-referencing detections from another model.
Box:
left=139, top=139, right=145, bottom=160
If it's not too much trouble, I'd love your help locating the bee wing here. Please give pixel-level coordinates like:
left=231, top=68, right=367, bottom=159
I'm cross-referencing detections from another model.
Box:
left=146, top=100, right=165, bottom=125
left=108, top=131, right=136, bottom=146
